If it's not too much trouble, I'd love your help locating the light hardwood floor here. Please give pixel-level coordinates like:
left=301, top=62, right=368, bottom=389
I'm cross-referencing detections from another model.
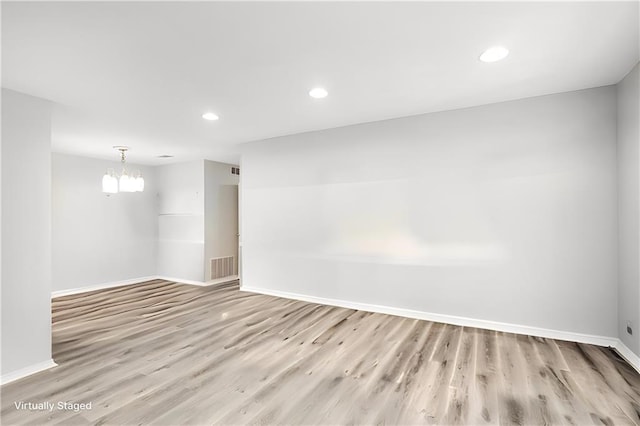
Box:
left=1, top=279, right=639, bottom=425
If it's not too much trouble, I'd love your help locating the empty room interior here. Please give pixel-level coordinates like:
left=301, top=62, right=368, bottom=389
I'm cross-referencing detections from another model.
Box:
left=1, top=1, right=640, bottom=425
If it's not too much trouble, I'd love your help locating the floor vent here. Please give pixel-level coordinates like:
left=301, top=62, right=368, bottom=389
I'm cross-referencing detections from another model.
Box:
left=210, top=256, right=235, bottom=280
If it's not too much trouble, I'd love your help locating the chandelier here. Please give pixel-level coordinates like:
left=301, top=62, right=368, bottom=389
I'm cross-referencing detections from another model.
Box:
left=102, top=146, right=144, bottom=194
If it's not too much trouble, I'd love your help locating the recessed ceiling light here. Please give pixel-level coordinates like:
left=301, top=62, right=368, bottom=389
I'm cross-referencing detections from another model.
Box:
left=202, top=112, right=219, bottom=121
left=479, top=46, right=509, bottom=63
left=157, top=155, right=174, bottom=158
left=309, top=87, right=328, bottom=99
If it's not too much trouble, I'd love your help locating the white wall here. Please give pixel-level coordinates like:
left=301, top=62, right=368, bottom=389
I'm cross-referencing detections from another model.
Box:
left=0, top=90, right=2, bottom=378
left=242, top=86, right=618, bottom=338
left=617, top=63, right=640, bottom=357
left=204, top=160, right=239, bottom=279
left=51, top=153, right=158, bottom=292
left=1, top=89, right=53, bottom=377
left=156, top=160, right=205, bottom=282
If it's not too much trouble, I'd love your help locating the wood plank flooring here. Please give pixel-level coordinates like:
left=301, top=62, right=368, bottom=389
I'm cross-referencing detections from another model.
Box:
left=1, top=279, right=639, bottom=425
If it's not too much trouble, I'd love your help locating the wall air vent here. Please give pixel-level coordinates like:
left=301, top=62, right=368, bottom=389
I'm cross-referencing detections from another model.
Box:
left=211, top=256, right=236, bottom=280
left=231, top=167, right=240, bottom=175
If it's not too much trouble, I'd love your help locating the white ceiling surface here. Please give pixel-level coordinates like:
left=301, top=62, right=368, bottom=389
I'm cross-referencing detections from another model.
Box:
left=2, top=2, right=639, bottom=165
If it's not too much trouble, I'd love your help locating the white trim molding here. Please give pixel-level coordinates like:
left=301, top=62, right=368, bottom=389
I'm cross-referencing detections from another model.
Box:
left=206, top=275, right=239, bottom=286
left=51, top=276, right=157, bottom=298
left=612, top=340, right=640, bottom=373
left=51, top=279, right=635, bottom=364
left=157, top=276, right=240, bottom=287
left=42, top=279, right=640, bottom=380
left=155, top=276, right=207, bottom=286
left=158, top=276, right=239, bottom=287
left=51, top=275, right=241, bottom=298
left=1, top=359, right=57, bottom=386
left=241, top=286, right=620, bottom=348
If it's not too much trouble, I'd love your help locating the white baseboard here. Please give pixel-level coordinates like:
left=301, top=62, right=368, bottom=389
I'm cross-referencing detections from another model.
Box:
left=241, top=286, right=619, bottom=349
left=150, top=275, right=239, bottom=287
left=51, top=275, right=242, bottom=297
left=205, top=275, right=239, bottom=286
left=51, top=279, right=632, bottom=361
left=51, top=276, right=157, bottom=298
left=612, top=340, right=640, bottom=373
left=155, top=276, right=207, bottom=286
left=1, top=359, right=57, bottom=386
left=42, top=279, right=640, bottom=381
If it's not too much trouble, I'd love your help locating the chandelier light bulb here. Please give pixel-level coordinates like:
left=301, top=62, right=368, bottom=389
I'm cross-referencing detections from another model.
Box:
left=119, top=173, right=132, bottom=192
left=102, top=168, right=118, bottom=194
left=135, top=173, right=145, bottom=192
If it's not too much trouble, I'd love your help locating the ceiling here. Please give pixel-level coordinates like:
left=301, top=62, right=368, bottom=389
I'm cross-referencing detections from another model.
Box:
left=2, top=1, right=638, bottom=165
